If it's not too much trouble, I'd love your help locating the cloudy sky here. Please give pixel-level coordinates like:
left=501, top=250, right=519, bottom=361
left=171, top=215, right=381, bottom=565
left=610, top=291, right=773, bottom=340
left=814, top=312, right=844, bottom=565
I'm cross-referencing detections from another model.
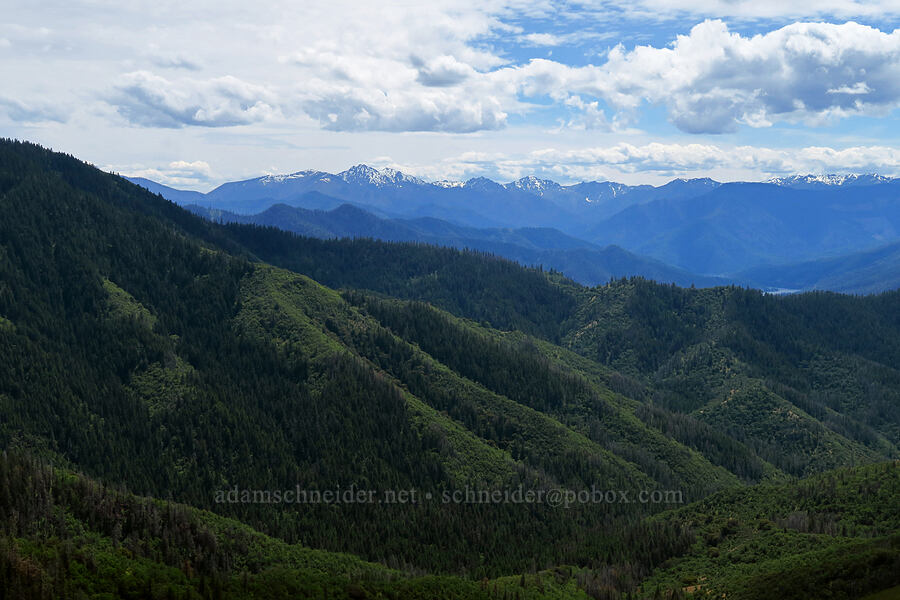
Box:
left=4, top=0, right=900, bottom=188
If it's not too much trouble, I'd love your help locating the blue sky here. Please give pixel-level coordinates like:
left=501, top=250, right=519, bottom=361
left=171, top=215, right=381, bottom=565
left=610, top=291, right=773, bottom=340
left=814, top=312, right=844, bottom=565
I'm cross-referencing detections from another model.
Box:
left=3, top=0, right=900, bottom=188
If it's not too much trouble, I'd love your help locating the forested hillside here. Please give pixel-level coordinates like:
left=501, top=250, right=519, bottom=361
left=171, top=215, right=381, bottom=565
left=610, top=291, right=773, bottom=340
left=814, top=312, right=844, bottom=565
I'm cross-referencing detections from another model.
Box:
left=564, top=280, right=900, bottom=476
left=1, top=139, right=898, bottom=599
left=225, top=220, right=900, bottom=479
left=0, top=140, right=722, bottom=577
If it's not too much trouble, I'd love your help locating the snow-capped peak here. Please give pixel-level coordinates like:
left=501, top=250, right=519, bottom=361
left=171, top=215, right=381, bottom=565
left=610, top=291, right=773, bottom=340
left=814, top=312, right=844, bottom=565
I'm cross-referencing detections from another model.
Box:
left=668, top=177, right=718, bottom=186
left=507, top=175, right=562, bottom=195
left=766, top=173, right=894, bottom=188
left=338, top=164, right=424, bottom=187
left=432, top=179, right=465, bottom=188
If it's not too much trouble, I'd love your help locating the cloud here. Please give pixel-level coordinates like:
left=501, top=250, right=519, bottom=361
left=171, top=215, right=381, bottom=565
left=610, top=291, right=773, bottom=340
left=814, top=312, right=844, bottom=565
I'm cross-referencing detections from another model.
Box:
left=111, top=71, right=279, bottom=128
left=607, top=20, right=900, bottom=134
left=517, top=31, right=617, bottom=47
left=285, top=19, right=900, bottom=135
left=828, top=82, right=872, bottom=95
left=0, top=24, right=52, bottom=42
left=530, top=143, right=770, bottom=174
left=499, top=20, right=900, bottom=134
left=8, top=0, right=900, bottom=194
left=411, top=55, right=476, bottom=87
left=0, top=97, right=68, bottom=124
left=120, top=159, right=214, bottom=187
left=275, top=1, right=519, bottom=132
left=375, top=142, right=900, bottom=183
left=148, top=54, right=203, bottom=71
left=167, top=160, right=213, bottom=178
left=520, top=32, right=566, bottom=46
left=561, top=95, right=612, bottom=130
left=13, top=1, right=899, bottom=136
left=299, top=88, right=508, bottom=133
left=604, top=0, right=900, bottom=20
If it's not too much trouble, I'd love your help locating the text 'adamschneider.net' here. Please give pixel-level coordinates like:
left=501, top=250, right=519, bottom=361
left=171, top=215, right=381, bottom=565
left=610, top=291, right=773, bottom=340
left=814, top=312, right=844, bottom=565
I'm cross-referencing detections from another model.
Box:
left=214, top=485, right=684, bottom=509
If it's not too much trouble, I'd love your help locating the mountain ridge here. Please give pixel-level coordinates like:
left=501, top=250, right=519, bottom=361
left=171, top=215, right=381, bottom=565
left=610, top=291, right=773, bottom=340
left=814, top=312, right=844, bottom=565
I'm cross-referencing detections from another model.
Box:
left=187, top=201, right=733, bottom=288
left=3, top=138, right=900, bottom=598
left=131, top=171, right=900, bottom=293
left=133, top=164, right=898, bottom=197
left=586, top=180, right=900, bottom=276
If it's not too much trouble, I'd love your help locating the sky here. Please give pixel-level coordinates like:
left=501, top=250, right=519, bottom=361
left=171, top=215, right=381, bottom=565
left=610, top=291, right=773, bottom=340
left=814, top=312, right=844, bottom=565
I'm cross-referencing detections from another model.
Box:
left=3, top=0, right=900, bottom=189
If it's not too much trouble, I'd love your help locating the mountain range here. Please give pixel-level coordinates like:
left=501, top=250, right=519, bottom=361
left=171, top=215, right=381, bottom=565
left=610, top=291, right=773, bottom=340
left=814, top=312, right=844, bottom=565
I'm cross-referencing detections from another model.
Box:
left=588, top=182, right=900, bottom=275
left=131, top=166, right=900, bottom=294
left=137, top=166, right=726, bottom=228
left=186, top=202, right=732, bottom=288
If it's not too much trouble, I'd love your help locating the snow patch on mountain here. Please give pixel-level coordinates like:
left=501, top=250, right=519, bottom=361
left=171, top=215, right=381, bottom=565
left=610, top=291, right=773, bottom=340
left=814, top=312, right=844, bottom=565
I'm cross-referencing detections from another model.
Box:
left=338, top=164, right=425, bottom=187
left=668, top=177, right=719, bottom=187
left=432, top=180, right=465, bottom=188
left=506, top=175, right=563, bottom=195
left=259, top=170, right=324, bottom=185
left=767, top=174, right=895, bottom=187
left=571, top=181, right=633, bottom=203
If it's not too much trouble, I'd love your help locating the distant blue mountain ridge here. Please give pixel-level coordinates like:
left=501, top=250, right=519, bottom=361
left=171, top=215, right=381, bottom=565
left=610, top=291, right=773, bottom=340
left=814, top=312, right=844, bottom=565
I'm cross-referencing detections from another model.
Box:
left=127, top=167, right=900, bottom=294
left=186, top=202, right=733, bottom=289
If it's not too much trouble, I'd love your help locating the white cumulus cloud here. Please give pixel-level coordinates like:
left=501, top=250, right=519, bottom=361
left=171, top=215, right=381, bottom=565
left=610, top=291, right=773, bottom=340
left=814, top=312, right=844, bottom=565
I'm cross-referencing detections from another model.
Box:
left=6, top=0, right=900, bottom=183
left=111, top=71, right=280, bottom=128
left=119, top=159, right=215, bottom=187
left=497, top=20, right=900, bottom=134
left=376, top=142, right=900, bottom=183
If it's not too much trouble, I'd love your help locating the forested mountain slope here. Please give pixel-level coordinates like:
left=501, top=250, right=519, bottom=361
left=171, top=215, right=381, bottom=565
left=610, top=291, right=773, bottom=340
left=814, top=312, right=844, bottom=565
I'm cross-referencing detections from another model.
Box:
left=1, top=139, right=898, bottom=598
left=3, top=452, right=896, bottom=599
left=0, top=140, right=729, bottom=577
left=564, top=280, right=900, bottom=476
left=224, top=223, right=900, bottom=479
left=640, top=461, right=900, bottom=600
left=0, top=451, right=596, bottom=599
